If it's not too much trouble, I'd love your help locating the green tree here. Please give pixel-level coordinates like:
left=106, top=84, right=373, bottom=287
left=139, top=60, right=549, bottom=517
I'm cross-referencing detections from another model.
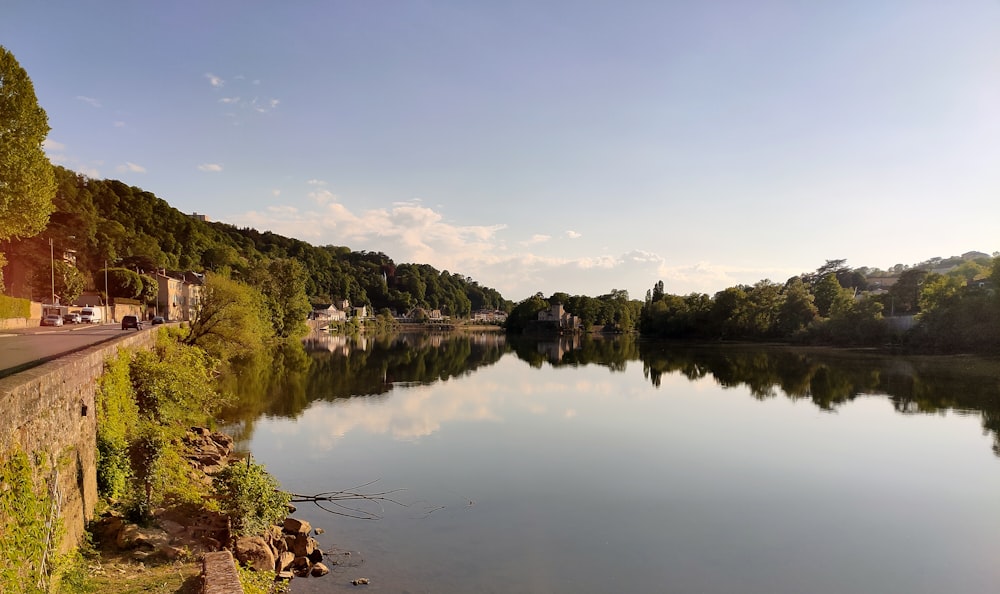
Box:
left=138, top=274, right=158, bottom=304
left=0, top=46, right=56, bottom=244
left=505, top=294, right=549, bottom=333
left=104, top=267, right=144, bottom=300
left=887, top=268, right=928, bottom=315
left=0, top=47, right=57, bottom=290
left=918, top=273, right=964, bottom=316
left=186, top=273, right=274, bottom=361
left=249, top=258, right=312, bottom=338
left=777, top=277, right=818, bottom=335
left=813, top=273, right=852, bottom=318
left=27, top=259, right=84, bottom=304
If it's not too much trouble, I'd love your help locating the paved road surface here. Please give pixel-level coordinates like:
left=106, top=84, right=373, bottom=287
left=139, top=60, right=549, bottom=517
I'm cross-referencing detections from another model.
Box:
left=0, top=323, right=139, bottom=377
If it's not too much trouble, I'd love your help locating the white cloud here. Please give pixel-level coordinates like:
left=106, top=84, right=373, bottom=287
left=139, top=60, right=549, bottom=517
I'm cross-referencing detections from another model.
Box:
left=521, top=234, right=551, bottom=246
left=565, top=230, right=582, bottom=239
left=76, top=96, right=101, bottom=108
left=307, top=179, right=327, bottom=186
left=656, top=261, right=801, bottom=295
left=308, top=189, right=337, bottom=205
left=205, top=73, right=224, bottom=87
left=197, top=163, right=223, bottom=172
left=272, top=189, right=281, bottom=197
left=42, top=139, right=66, bottom=151
left=219, top=97, right=240, bottom=104
left=250, top=97, right=280, bottom=113
left=117, top=162, right=146, bottom=173
left=113, top=121, right=126, bottom=128
left=227, top=193, right=803, bottom=299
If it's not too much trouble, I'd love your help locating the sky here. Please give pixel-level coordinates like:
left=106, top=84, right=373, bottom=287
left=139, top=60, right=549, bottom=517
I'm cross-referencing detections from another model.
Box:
left=3, top=1, right=998, bottom=302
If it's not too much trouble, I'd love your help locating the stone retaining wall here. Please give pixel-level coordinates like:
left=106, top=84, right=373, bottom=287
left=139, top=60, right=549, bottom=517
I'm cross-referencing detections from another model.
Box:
left=0, top=329, right=159, bottom=551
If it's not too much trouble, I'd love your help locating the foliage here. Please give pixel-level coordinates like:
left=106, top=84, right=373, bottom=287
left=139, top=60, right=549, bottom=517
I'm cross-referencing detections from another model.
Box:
left=214, top=458, right=291, bottom=537
left=505, top=294, right=549, bottom=333
left=186, top=272, right=274, bottom=361
left=96, top=351, right=139, bottom=500
left=0, top=447, right=60, bottom=593
left=237, top=564, right=289, bottom=594
left=29, top=259, right=84, bottom=304
left=0, top=293, right=30, bottom=318
left=775, top=278, right=817, bottom=336
left=130, top=334, right=218, bottom=426
left=102, top=267, right=144, bottom=300
left=2, top=164, right=507, bottom=320
left=0, top=46, right=56, bottom=244
left=248, top=258, right=311, bottom=339
left=94, top=331, right=223, bottom=520
left=887, top=268, right=928, bottom=315
left=637, top=256, right=1000, bottom=353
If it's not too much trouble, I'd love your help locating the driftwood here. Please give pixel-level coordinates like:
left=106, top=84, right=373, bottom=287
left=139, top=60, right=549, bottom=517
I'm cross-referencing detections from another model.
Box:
left=288, top=480, right=406, bottom=520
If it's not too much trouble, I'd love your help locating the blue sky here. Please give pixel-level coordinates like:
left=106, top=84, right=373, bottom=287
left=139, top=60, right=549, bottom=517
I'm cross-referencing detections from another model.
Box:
left=4, top=1, right=998, bottom=301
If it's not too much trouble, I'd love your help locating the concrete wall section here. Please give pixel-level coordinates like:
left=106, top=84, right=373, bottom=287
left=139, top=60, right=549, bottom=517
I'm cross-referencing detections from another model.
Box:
left=0, top=329, right=159, bottom=552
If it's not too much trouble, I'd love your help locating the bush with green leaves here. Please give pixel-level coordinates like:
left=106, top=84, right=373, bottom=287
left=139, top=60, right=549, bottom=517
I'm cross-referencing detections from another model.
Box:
left=95, top=330, right=228, bottom=520
left=0, top=448, right=61, bottom=593
left=0, top=294, right=30, bottom=319
left=214, top=458, right=290, bottom=537
left=237, top=564, right=289, bottom=594
left=96, top=351, right=138, bottom=500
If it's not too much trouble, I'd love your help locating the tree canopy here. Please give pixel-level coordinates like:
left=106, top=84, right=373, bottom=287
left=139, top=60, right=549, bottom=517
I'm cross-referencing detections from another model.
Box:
left=0, top=46, right=57, bottom=289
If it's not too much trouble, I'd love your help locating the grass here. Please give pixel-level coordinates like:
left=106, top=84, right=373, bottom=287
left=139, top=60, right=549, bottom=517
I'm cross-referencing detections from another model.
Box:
left=70, top=547, right=203, bottom=594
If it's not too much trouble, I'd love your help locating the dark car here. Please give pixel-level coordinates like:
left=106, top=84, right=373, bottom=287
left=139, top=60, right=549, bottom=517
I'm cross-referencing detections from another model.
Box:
left=63, top=312, right=81, bottom=324
left=151, top=316, right=165, bottom=325
left=121, top=315, right=142, bottom=331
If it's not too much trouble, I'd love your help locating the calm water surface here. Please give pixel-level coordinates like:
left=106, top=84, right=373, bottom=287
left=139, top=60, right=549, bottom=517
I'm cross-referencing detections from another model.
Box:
left=223, top=334, right=1000, bottom=594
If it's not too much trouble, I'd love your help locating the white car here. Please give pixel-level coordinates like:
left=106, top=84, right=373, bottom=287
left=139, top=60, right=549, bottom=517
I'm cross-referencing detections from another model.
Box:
left=41, top=314, right=64, bottom=327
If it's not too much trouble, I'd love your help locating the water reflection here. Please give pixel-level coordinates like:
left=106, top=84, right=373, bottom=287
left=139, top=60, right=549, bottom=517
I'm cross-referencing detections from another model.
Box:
left=221, top=333, right=1000, bottom=456
left=219, top=332, right=509, bottom=441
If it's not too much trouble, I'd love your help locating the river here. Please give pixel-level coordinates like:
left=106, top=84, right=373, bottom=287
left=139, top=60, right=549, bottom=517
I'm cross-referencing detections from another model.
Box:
left=220, top=332, right=1000, bottom=594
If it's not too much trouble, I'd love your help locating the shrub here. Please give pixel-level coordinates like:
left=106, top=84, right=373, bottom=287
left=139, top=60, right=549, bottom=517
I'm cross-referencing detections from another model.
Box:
left=0, top=448, right=61, bottom=593
left=214, top=458, right=290, bottom=537
left=0, top=294, right=30, bottom=319
left=95, top=351, right=138, bottom=500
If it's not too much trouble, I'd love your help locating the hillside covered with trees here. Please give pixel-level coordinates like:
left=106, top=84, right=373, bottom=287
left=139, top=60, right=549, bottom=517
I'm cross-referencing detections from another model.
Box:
left=1, top=165, right=508, bottom=317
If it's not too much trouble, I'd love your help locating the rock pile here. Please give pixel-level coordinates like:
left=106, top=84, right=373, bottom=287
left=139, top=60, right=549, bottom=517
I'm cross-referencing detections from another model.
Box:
left=234, top=516, right=331, bottom=579
left=90, top=506, right=231, bottom=561
left=183, top=427, right=235, bottom=475
left=89, top=427, right=333, bottom=585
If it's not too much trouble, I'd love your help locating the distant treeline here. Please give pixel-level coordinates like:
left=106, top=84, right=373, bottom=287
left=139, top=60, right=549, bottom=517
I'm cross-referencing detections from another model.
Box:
left=1, top=166, right=508, bottom=316
left=502, top=256, right=1000, bottom=353
left=637, top=258, right=1000, bottom=353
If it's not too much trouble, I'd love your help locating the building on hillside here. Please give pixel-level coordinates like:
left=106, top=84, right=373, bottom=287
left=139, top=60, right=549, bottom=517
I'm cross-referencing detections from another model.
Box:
left=156, top=272, right=202, bottom=321
left=537, top=303, right=580, bottom=330
left=473, top=309, right=507, bottom=323
left=311, top=303, right=347, bottom=322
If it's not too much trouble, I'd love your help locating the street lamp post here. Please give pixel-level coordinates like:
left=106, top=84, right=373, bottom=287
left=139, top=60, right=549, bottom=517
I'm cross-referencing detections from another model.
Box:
left=105, top=260, right=110, bottom=323
left=49, top=238, right=55, bottom=304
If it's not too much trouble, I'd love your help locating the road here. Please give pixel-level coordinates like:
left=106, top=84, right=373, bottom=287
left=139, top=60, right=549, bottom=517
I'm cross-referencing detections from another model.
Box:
left=0, top=323, right=139, bottom=378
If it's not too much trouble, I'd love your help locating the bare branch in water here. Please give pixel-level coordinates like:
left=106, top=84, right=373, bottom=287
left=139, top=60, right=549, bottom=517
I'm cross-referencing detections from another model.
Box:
left=288, top=480, right=406, bottom=520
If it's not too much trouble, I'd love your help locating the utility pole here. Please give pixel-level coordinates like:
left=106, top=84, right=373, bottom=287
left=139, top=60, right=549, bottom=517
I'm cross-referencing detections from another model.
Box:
left=49, top=238, right=55, bottom=304
left=105, top=260, right=110, bottom=322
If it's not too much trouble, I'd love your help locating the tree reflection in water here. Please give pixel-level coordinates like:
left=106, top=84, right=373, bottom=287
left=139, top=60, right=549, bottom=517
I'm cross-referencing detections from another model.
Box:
left=218, top=333, right=1000, bottom=457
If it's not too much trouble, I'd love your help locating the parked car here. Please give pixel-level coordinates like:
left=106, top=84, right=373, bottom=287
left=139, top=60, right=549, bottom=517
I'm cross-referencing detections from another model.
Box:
left=63, top=313, right=81, bottom=324
left=41, top=314, right=64, bottom=327
left=151, top=316, right=165, bottom=325
left=79, top=307, right=103, bottom=324
left=121, top=315, right=142, bottom=331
